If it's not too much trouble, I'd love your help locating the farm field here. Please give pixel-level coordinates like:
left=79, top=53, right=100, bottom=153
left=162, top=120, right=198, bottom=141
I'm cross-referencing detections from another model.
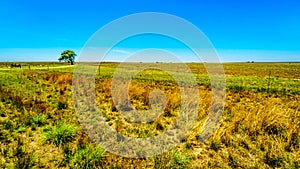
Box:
left=0, top=62, right=299, bottom=168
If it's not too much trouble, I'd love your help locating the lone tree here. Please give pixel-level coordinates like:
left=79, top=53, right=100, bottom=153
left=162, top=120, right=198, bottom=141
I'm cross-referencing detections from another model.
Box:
left=58, top=50, right=77, bottom=65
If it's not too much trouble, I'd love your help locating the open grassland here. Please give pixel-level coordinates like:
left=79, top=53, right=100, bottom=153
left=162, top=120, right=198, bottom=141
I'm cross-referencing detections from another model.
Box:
left=0, top=62, right=299, bottom=168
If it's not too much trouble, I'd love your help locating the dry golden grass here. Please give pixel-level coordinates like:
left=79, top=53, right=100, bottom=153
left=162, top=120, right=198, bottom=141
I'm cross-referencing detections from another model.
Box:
left=0, top=62, right=299, bottom=168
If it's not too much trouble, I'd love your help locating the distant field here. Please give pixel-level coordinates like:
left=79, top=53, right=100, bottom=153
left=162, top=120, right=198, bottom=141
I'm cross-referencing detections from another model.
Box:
left=0, top=62, right=299, bottom=168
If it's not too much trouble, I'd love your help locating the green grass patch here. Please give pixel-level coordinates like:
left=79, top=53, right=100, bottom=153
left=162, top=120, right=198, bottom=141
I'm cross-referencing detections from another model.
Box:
left=42, top=122, right=78, bottom=145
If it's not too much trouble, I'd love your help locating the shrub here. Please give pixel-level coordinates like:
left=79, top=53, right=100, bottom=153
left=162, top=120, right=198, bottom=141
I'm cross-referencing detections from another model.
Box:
left=153, top=150, right=191, bottom=169
left=265, top=150, right=285, bottom=168
left=171, top=151, right=191, bottom=168
left=30, top=114, right=48, bottom=126
left=2, top=120, right=14, bottom=130
left=210, top=140, right=221, bottom=151
left=43, top=122, right=78, bottom=145
left=57, top=101, right=68, bottom=110
left=67, top=144, right=105, bottom=169
left=16, top=126, right=27, bottom=133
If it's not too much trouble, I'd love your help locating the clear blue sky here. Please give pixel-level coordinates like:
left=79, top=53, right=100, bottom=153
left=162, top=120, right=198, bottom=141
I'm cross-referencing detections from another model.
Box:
left=0, top=0, right=300, bottom=62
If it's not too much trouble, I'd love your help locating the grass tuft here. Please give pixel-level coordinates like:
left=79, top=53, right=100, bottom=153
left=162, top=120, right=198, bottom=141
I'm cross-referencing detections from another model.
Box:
left=43, top=122, right=78, bottom=145
left=63, top=143, right=105, bottom=168
left=30, top=114, right=48, bottom=127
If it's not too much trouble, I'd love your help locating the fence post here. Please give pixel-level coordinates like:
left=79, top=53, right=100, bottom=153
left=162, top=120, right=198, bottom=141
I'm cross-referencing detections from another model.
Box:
left=98, top=64, right=100, bottom=76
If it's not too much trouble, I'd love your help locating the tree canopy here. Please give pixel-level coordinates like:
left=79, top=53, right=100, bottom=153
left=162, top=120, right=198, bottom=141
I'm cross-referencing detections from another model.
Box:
left=58, top=50, right=77, bottom=65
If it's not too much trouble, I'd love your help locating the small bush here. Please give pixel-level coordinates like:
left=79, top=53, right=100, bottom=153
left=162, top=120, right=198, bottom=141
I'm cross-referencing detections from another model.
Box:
left=16, top=126, right=27, bottom=133
left=105, top=115, right=111, bottom=122
left=30, top=114, right=48, bottom=126
left=153, top=150, right=191, bottom=169
left=57, top=101, right=68, bottom=110
left=210, top=140, right=221, bottom=151
left=15, top=151, right=37, bottom=169
left=228, top=154, right=239, bottom=168
left=265, top=150, right=285, bottom=168
left=171, top=151, right=191, bottom=169
left=2, top=120, right=14, bottom=130
left=43, top=122, right=78, bottom=145
left=67, top=144, right=105, bottom=169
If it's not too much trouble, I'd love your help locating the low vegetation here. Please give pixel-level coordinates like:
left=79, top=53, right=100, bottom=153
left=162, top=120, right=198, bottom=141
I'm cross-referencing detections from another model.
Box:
left=0, top=62, right=299, bottom=168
